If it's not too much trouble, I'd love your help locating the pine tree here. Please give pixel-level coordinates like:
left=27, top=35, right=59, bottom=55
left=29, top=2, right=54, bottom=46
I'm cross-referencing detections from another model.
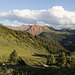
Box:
left=9, top=50, right=18, bottom=63
left=61, top=52, right=66, bottom=64
left=71, top=57, right=75, bottom=67
left=46, top=54, right=55, bottom=65
left=51, top=54, right=55, bottom=64
left=57, top=52, right=67, bottom=67
left=46, top=55, right=50, bottom=65
left=60, top=52, right=66, bottom=67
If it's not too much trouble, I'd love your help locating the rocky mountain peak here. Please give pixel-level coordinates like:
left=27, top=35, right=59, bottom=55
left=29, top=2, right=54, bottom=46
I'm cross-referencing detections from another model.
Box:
left=27, top=25, right=42, bottom=35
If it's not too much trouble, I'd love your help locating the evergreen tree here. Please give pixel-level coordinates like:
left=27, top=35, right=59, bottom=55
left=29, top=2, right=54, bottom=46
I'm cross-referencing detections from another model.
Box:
left=71, top=57, right=75, bottom=67
left=59, top=52, right=66, bottom=67
left=57, top=52, right=66, bottom=67
left=61, top=52, right=66, bottom=64
left=50, top=54, right=55, bottom=64
left=46, top=54, right=55, bottom=65
left=46, top=55, right=50, bottom=65
left=9, top=50, right=18, bottom=63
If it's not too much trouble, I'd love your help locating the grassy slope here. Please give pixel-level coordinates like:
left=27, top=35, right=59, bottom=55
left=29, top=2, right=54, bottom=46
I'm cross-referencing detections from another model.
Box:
left=0, top=25, right=74, bottom=75
left=0, top=24, right=69, bottom=66
left=0, top=44, right=47, bottom=65
left=0, top=25, right=49, bottom=65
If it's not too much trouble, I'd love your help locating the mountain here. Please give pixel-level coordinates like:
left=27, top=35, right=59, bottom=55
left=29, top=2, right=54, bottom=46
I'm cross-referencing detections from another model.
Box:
left=27, top=25, right=42, bottom=35
left=0, top=24, right=68, bottom=66
left=5, top=25, right=56, bottom=35
left=5, top=25, right=31, bottom=31
left=6, top=25, right=43, bottom=35
left=39, top=27, right=75, bottom=51
left=5, top=24, right=75, bottom=51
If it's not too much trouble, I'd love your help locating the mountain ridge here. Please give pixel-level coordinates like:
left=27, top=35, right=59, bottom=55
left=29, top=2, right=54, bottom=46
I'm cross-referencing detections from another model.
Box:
left=5, top=25, right=57, bottom=35
left=0, top=24, right=67, bottom=54
left=4, top=24, right=75, bottom=51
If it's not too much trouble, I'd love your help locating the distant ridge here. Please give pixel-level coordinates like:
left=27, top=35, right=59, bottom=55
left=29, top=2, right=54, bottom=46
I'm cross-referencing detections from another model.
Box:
left=5, top=25, right=31, bottom=31
left=5, top=24, right=56, bottom=35
left=61, top=28, right=75, bottom=30
left=5, top=24, right=75, bottom=36
left=46, top=26, right=56, bottom=30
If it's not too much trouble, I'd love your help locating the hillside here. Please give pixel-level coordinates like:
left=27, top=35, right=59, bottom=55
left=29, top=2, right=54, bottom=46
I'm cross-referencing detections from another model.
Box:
left=0, top=24, right=75, bottom=75
left=5, top=24, right=75, bottom=51
left=0, top=24, right=68, bottom=66
left=39, top=26, right=75, bottom=51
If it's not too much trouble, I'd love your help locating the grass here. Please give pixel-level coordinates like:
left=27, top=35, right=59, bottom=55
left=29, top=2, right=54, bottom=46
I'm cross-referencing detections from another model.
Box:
left=0, top=42, right=48, bottom=66
left=0, top=24, right=50, bottom=66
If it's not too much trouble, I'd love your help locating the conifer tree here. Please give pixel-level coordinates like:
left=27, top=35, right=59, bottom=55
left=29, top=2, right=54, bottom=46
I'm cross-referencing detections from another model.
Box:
left=61, top=52, right=66, bottom=64
left=46, top=54, right=55, bottom=65
left=9, top=50, right=18, bottom=63
left=46, top=55, right=51, bottom=65
left=51, top=54, right=55, bottom=64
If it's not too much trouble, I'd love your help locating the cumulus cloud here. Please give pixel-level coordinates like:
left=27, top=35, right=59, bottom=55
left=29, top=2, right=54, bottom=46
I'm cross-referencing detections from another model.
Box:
left=0, top=6, right=75, bottom=29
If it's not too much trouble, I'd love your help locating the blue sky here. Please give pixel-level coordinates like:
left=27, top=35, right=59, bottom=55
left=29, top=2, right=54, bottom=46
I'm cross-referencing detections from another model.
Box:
left=0, top=0, right=75, bottom=12
left=0, top=0, right=75, bottom=29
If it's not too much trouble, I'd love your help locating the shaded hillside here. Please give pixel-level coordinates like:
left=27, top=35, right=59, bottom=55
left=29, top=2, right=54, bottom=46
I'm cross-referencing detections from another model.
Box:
left=39, top=32, right=66, bottom=42
left=60, top=30, right=75, bottom=51
left=39, top=27, right=75, bottom=51
left=39, top=25, right=69, bottom=42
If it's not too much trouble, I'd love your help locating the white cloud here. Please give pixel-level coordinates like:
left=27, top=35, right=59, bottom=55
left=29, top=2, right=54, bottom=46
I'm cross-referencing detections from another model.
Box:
left=0, top=6, right=75, bottom=29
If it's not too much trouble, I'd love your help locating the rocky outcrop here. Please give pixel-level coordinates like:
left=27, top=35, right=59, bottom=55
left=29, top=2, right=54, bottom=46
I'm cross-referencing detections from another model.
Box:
left=27, top=25, right=42, bottom=35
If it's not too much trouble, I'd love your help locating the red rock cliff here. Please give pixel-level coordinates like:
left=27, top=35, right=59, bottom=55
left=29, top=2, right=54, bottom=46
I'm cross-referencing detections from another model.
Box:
left=27, top=25, right=42, bottom=35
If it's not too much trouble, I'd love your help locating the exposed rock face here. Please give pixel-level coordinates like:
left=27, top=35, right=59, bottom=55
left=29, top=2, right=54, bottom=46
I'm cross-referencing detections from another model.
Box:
left=5, top=25, right=42, bottom=35
left=6, top=25, right=30, bottom=31
left=27, top=25, right=42, bottom=35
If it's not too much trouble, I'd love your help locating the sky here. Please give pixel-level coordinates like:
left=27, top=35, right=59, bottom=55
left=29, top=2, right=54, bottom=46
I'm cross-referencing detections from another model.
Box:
left=0, top=0, right=75, bottom=29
